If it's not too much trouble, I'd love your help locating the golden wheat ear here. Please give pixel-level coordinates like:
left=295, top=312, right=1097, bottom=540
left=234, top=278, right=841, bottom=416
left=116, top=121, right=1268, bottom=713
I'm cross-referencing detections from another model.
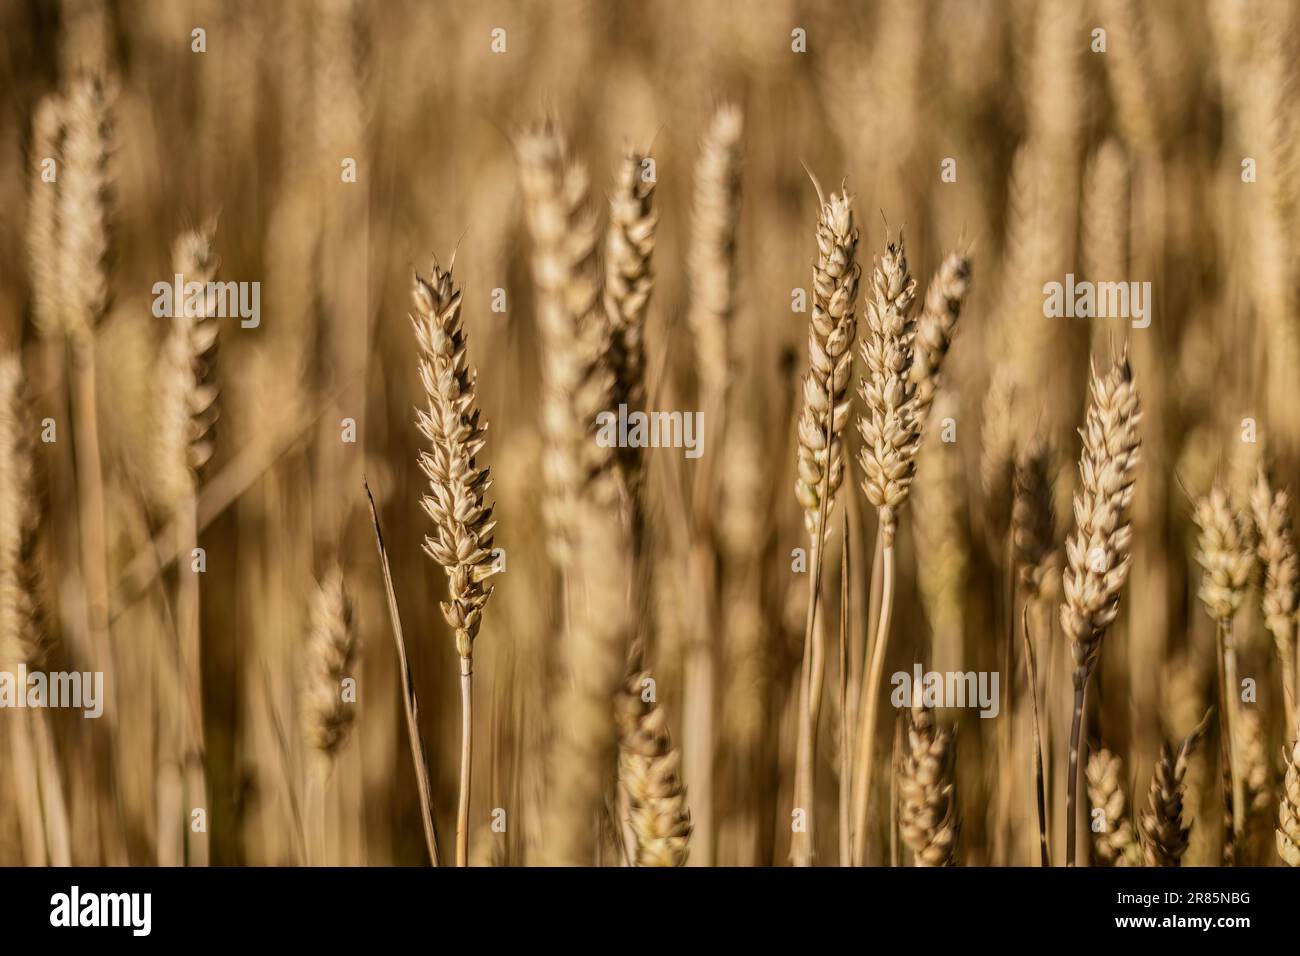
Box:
left=1251, top=469, right=1299, bottom=738
left=897, top=695, right=958, bottom=867
left=1279, top=728, right=1300, bottom=866
left=616, top=671, right=691, bottom=866
left=1139, top=710, right=1211, bottom=867
left=302, top=566, right=358, bottom=758
left=1085, top=749, right=1141, bottom=867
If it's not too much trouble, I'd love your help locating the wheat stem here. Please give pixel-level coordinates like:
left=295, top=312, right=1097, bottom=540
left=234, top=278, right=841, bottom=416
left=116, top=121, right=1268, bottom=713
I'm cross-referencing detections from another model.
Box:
left=851, top=541, right=895, bottom=865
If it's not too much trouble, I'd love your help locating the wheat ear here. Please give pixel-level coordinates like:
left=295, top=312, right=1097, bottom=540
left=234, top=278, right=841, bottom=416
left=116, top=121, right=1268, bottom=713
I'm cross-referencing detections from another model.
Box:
left=910, top=251, right=972, bottom=433
left=616, top=672, right=692, bottom=865
left=1139, top=711, right=1211, bottom=867
left=412, top=257, right=498, bottom=867
left=1060, top=353, right=1141, bottom=866
left=301, top=565, right=358, bottom=865
left=603, top=152, right=657, bottom=495
left=302, top=566, right=358, bottom=757
left=1085, top=749, right=1141, bottom=866
left=1279, top=726, right=1300, bottom=865
left=687, top=105, right=743, bottom=420
left=1012, top=435, right=1056, bottom=602
left=851, top=231, right=919, bottom=865
left=0, top=356, right=72, bottom=866
left=1251, top=469, right=1298, bottom=739
left=28, top=95, right=67, bottom=339
left=897, top=695, right=959, bottom=866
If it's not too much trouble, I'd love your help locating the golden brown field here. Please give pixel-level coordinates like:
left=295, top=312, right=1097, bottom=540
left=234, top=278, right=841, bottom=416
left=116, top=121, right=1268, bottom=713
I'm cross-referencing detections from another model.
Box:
left=1, top=0, right=1298, bottom=868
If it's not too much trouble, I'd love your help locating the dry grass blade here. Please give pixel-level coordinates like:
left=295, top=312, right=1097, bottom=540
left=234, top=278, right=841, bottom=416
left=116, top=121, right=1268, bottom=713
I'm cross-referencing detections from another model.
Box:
left=363, top=477, right=441, bottom=866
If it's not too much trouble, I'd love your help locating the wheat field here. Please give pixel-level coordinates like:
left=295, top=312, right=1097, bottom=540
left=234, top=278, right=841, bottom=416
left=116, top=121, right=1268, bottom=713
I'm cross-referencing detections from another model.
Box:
left=1, top=0, right=1299, bottom=869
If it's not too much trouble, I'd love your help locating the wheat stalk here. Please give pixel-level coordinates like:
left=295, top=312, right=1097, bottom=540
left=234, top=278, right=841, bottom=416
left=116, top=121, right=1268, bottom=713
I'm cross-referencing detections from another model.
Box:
left=792, top=185, right=860, bottom=865
left=852, top=230, right=919, bottom=866
left=301, top=565, right=358, bottom=865
left=1251, top=469, right=1298, bottom=739
left=1085, top=749, right=1141, bottom=866
left=1140, top=711, right=1211, bottom=867
left=59, top=75, right=116, bottom=716
left=913, top=395, right=968, bottom=672
left=155, top=225, right=220, bottom=867
left=1060, top=353, right=1142, bottom=866
left=616, top=672, right=692, bottom=866
left=717, top=418, right=767, bottom=866
left=518, top=123, right=634, bottom=865
left=680, top=108, right=743, bottom=867
left=412, top=256, right=498, bottom=867
left=979, top=363, right=1017, bottom=543
left=1193, top=485, right=1254, bottom=863
left=896, top=695, right=959, bottom=866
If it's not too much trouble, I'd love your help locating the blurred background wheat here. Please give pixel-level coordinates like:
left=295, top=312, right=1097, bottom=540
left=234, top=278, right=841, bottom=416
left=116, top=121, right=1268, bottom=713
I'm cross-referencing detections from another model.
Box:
left=1, top=0, right=1299, bottom=868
